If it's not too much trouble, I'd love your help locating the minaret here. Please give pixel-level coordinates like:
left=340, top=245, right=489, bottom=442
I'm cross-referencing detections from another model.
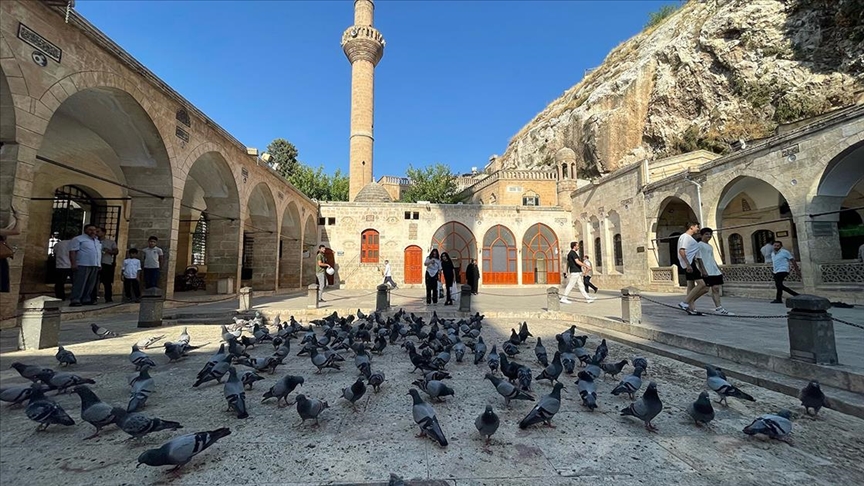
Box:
left=342, top=0, right=385, bottom=201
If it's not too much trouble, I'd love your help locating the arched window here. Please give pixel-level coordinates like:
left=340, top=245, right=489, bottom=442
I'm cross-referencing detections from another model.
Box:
left=522, top=191, right=539, bottom=206
left=192, top=213, right=208, bottom=265
left=361, top=229, right=379, bottom=263
left=594, top=237, right=602, bottom=268
left=728, top=233, right=745, bottom=264
left=482, top=225, right=517, bottom=284
left=561, top=163, right=569, bottom=179
left=613, top=233, right=623, bottom=267
left=51, top=185, right=95, bottom=244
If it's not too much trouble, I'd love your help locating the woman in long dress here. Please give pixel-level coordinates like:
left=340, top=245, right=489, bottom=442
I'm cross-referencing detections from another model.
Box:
left=465, top=258, right=479, bottom=295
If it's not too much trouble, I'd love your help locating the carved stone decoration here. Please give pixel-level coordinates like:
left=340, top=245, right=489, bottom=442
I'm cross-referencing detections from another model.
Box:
left=176, top=108, right=191, bottom=128
left=342, top=217, right=355, bottom=227
left=820, top=262, right=864, bottom=283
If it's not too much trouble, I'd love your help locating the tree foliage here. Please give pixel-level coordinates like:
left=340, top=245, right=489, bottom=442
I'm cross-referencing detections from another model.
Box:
left=265, top=138, right=349, bottom=202
left=645, top=3, right=679, bottom=29
left=266, top=138, right=299, bottom=180
left=401, top=163, right=463, bottom=204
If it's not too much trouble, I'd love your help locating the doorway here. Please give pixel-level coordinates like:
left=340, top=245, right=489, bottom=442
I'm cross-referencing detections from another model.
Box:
left=404, top=245, right=422, bottom=284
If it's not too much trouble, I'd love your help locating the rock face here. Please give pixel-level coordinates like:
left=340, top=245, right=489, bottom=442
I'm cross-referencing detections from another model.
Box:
left=498, top=0, right=864, bottom=176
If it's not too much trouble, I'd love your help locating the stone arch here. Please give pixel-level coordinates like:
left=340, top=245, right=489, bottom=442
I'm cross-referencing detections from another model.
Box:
left=0, top=64, right=19, bottom=227
left=243, top=182, right=278, bottom=290
left=279, top=201, right=303, bottom=289
left=302, top=214, right=318, bottom=286
left=481, top=224, right=518, bottom=285
left=812, top=139, right=864, bottom=260
left=607, top=210, right=623, bottom=270
left=653, top=196, right=698, bottom=268
left=522, top=223, right=561, bottom=285
left=431, top=221, right=477, bottom=283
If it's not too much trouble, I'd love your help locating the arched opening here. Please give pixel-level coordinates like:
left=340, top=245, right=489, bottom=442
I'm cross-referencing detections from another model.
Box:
left=431, top=221, right=477, bottom=284
left=589, top=216, right=601, bottom=273
left=654, top=197, right=699, bottom=269
left=178, top=151, right=241, bottom=292
left=0, top=66, right=17, bottom=225
left=361, top=229, right=380, bottom=263
left=607, top=210, right=622, bottom=272
left=243, top=183, right=278, bottom=290
left=302, top=216, right=318, bottom=286
left=728, top=233, right=745, bottom=264
left=716, top=176, right=797, bottom=264
left=24, top=87, right=173, bottom=298
left=561, top=163, right=569, bottom=179
left=279, top=202, right=303, bottom=289
left=613, top=233, right=623, bottom=268
left=481, top=225, right=517, bottom=284
left=594, top=237, right=602, bottom=268
left=522, top=223, right=560, bottom=284
left=404, top=245, right=423, bottom=284
left=815, top=139, right=864, bottom=262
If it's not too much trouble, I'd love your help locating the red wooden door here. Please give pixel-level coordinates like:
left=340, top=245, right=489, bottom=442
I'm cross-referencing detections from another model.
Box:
left=324, top=248, right=336, bottom=285
left=404, top=245, right=422, bottom=284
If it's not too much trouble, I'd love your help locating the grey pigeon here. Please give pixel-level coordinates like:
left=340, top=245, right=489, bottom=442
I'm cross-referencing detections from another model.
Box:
left=388, top=473, right=406, bottom=486
left=535, top=351, right=563, bottom=384
left=408, top=388, right=448, bottom=447
left=632, top=356, right=648, bottom=373
left=72, top=385, right=120, bottom=439
left=600, top=359, right=628, bottom=378
left=705, top=365, right=754, bottom=406
left=25, top=384, right=75, bottom=431
left=620, top=381, right=663, bottom=432
left=137, top=428, right=231, bottom=471
left=743, top=410, right=792, bottom=441
left=193, top=355, right=231, bottom=387
left=113, top=407, right=183, bottom=439
left=412, top=378, right=454, bottom=402
left=262, top=375, right=305, bottom=407
left=519, top=382, right=564, bottom=429
left=129, top=344, right=156, bottom=371
left=534, top=337, right=548, bottom=367
left=137, top=334, right=166, bottom=349
left=341, top=377, right=367, bottom=411
left=502, top=341, right=520, bottom=358
left=196, top=344, right=226, bottom=380
left=10, top=362, right=51, bottom=382
left=0, top=384, right=44, bottom=407
left=687, top=391, right=715, bottom=426
left=485, top=373, right=534, bottom=407
left=473, top=336, right=487, bottom=364
left=367, top=370, right=386, bottom=393
left=35, top=370, right=95, bottom=394
left=474, top=404, right=500, bottom=444
left=223, top=367, right=248, bottom=419
left=611, top=366, right=645, bottom=400
left=452, top=341, right=466, bottom=362
left=310, top=347, right=341, bottom=373
left=295, top=394, right=329, bottom=426
left=177, top=327, right=191, bottom=346
left=799, top=381, right=830, bottom=416
left=576, top=370, right=597, bottom=411
left=487, top=345, right=500, bottom=373
left=240, top=371, right=265, bottom=390
left=90, top=323, right=118, bottom=339
left=55, top=346, right=77, bottom=367
left=128, top=365, right=155, bottom=412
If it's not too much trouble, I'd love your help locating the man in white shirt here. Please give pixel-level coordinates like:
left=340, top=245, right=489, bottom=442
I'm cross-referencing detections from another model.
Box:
left=91, top=226, right=119, bottom=303
left=52, top=233, right=72, bottom=300
left=858, top=243, right=864, bottom=263
left=760, top=240, right=775, bottom=264
left=69, top=224, right=102, bottom=306
left=677, top=222, right=708, bottom=315
left=695, top=228, right=733, bottom=315
left=382, top=259, right=397, bottom=289
left=770, top=241, right=799, bottom=303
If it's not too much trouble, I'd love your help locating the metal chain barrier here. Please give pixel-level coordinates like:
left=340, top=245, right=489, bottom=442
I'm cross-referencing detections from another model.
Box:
left=163, top=294, right=238, bottom=304
left=832, top=316, right=864, bottom=330
left=638, top=295, right=788, bottom=319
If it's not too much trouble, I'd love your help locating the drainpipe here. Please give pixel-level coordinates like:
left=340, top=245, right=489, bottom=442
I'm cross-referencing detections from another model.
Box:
left=683, top=174, right=704, bottom=224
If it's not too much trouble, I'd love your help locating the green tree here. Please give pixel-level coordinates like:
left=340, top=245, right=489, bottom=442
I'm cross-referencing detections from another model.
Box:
left=266, top=138, right=299, bottom=180
left=287, top=164, right=329, bottom=201
left=329, top=169, right=350, bottom=201
left=401, top=163, right=463, bottom=204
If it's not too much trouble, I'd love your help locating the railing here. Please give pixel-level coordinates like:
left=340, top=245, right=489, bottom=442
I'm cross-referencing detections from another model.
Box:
left=649, top=265, right=678, bottom=286
left=720, top=264, right=802, bottom=283
left=819, top=261, right=864, bottom=284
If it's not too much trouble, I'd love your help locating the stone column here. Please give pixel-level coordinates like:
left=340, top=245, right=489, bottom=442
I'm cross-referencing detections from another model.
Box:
left=137, top=288, right=164, bottom=328
left=17, top=296, right=62, bottom=350
left=307, top=283, right=319, bottom=309
left=205, top=217, right=241, bottom=289
left=127, top=196, right=176, bottom=298
left=239, top=286, right=253, bottom=311
left=547, top=286, right=560, bottom=312
left=786, top=295, right=838, bottom=365
left=621, top=287, right=642, bottom=325
left=376, top=283, right=390, bottom=311
left=459, top=284, right=472, bottom=312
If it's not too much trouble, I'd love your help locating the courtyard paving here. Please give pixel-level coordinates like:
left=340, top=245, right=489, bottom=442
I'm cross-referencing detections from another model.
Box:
left=1, top=305, right=863, bottom=485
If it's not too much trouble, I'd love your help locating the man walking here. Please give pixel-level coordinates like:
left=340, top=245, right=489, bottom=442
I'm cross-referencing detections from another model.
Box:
left=677, top=222, right=708, bottom=315
left=582, top=254, right=598, bottom=294
left=560, top=241, right=594, bottom=304
left=695, top=228, right=733, bottom=315
left=770, top=241, right=799, bottom=303
left=760, top=238, right=775, bottom=264
left=316, top=244, right=330, bottom=302
left=91, top=227, right=118, bottom=303
left=382, top=259, right=397, bottom=289
left=69, top=224, right=102, bottom=307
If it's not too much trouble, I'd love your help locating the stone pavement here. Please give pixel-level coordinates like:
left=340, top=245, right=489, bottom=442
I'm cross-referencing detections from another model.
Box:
left=1, top=305, right=864, bottom=484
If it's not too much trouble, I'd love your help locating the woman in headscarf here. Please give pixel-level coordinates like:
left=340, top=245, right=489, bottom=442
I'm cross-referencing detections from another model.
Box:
left=424, top=249, right=442, bottom=305
left=440, top=252, right=455, bottom=305
left=465, top=258, right=479, bottom=295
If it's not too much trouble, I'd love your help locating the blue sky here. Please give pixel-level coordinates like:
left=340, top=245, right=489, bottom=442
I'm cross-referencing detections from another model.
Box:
left=76, top=0, right=677, bottom=178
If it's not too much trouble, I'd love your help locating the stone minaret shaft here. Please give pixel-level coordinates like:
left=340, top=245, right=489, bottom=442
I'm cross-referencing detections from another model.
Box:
left=342, top=0, right=385, bottom=201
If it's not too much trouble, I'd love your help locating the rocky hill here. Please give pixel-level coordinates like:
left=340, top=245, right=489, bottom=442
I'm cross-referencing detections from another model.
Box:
left=498, top=0, right=864, bottom=176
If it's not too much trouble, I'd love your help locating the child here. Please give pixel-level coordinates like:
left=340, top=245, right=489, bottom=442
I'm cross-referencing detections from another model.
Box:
left=141, top=236, right=163, bottom=289
left=122, top=248, right=142, bottom=303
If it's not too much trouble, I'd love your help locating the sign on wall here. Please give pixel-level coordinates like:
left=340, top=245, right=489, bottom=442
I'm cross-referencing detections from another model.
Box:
left=18, top=23, right=62, bottom=63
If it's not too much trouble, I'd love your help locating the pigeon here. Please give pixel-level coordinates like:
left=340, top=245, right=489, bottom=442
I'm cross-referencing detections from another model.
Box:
left=240, top=371, right=265, bottom=390
left=128, top=365, right=155, bottom=412
left=72, top=385, right=120, bottom=439
left=113, top=407, right=183, bottom=439
left=705, top=365, right=754, bottom=406
left=509, top=329, right=521, bottom=346
left=799, top=381, right=830, bottom=416
left=193, top=355, right=231, bottom=387
left=599, top=359, right=628, bottom=378
left=35, top=370, right=96, bottom=394
left=595, top=339, right=608, bottom=362
left=0, top=384, right=44, bottom=407
left=90, top=323, right=118, bottom=339
left=632, top=356, right=648, bottom=373
left=177, top=327, right=191, bottom=346
left=584, top=359, right=602, bottom=380
left=412, top=379, right=455, bottom=402
left=310, top=347, right=341, bottom=373
left=452, top=341, right=466, bottom=362
left=408, top=389, right=448, bottom=447
left=262, top=375, right=305, bottom=407
left=341, top=377, right=367, bottom=411
left=517, top=366, right=533, bottom=392
left=502, top=341, right=520, bottom=358
left=487, top=345, right=500, bottom=374
left=473, top=337, right=487, bottom=364
left=620, top=381, right=663, bottom=432
left=129, top=344, right=156, bottom=371
left=25, top=384, right=75, bottom=431
left=687, top=391, right=715, bottom=426
left=137, top=428, right=231, bottom=471
left=474, top=405, right=500, bottom=444
left=485, top=373, right=534, bottom=407
left=576, top=370, right=597, bottom=411
left=55, top=346, right=77, bottom=367
left=535, top=351, right=563, bottom=384
left=519, top=382, right=564, bottom=429
left=743, top=410, right=793, bottom=441
left=534, top=337, right=548, bottom=367
left=137, top=334, right=166, bottom=349
left=10, top=362, right=51, bottom=382
left=196, top=344, right=226, bottom=380
left=611, top=365, right=645, bottom=400
left=389, top=473, right=406, bottom=486
left=224, top=367, right=248, bottom=419
left=518, top=321, right=533, bottom=343
left=367, top=370, right=386, bottom=393
left=295, top=394, right=329, bottom=426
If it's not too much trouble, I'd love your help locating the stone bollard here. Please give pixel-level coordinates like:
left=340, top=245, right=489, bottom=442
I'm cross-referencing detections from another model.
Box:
left=239, top=287, right=253, bottom=311
left=137, top=288, right=164, bottom=328
left=18, top=296, right=62, bottom=350
left=547, top=287, right=560, bottom=312
left=307, top=284, right=319, bottom=309
left=459, top=285, right=472, bottom=312
left=786, top=295, right=838, bottom=365
left=376, top=284, right=390, bottom=311
left=621, top=287, right=642, bottom=325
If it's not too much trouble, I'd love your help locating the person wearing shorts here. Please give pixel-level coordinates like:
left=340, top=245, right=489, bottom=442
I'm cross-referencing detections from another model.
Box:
left=696, top=228, right=733, bottom=315
left=677, top=222, right=708, bottom=315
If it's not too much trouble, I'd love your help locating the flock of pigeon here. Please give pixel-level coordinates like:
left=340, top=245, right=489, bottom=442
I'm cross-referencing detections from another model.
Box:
left=1, top=309, right=834, bottom=477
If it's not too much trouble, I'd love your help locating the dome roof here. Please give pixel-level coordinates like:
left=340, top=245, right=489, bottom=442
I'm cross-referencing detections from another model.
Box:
left=554, top=147, right=577, bottom=162
left=354, top=182, right=393, bottom=203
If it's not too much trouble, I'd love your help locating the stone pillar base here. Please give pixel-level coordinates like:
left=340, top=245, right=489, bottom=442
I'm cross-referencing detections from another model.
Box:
left=621, top=287, right=642, bottom=325
left=239, top=286, right=253, bottom=311
left=137, top=288, right=164, bottom=328
left=307, top=284, right=319, bottom=309
left=459, top=285, right=472, bottom=312
left=18, top=296, right=63, bottom=350
left=547, top=287, right=560, bottom=312
left=376, top=284, right=390, bottom=311
left=786, top=295, right=837, bottom=365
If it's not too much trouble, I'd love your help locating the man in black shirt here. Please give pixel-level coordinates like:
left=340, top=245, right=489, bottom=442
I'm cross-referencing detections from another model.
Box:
left=560, top=241, right=594, bottom=304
